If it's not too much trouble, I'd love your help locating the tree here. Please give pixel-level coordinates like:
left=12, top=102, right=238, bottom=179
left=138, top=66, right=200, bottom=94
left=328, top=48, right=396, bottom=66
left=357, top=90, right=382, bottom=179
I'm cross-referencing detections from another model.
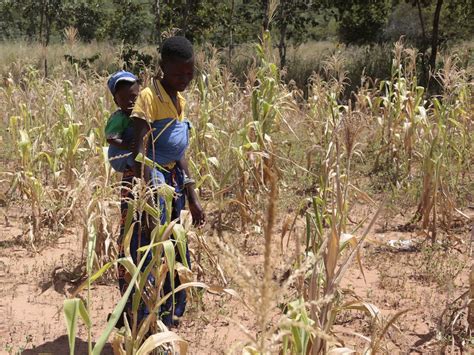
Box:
left=156, top=0, right=231, bottom=45
left=441, top=0, right=474, bottom=41
left=332, top=0, right=391, bottom=44
left=403, top=0, right=474, bottom=86
left=232, top=1, right=266, bottom=44
left=262, top=0, right=270, bottom=32
left=274, top=0, right=321, bottom=68
left=153, top=0, right=162, bottom=45
left=428, top=0, right=443, bottom=71
left=383, top=2, right=425, bottom=45
left=109, top=0, right=154, bottom=44
left=0, top=0, right=30, bottom=40
left=228, top=0, right=236, bottom=63
left=71, top=2, right=106, bottom=42
left=54, top=1, right=107, bottom=42
left=38, top=0, right=66, bottom=46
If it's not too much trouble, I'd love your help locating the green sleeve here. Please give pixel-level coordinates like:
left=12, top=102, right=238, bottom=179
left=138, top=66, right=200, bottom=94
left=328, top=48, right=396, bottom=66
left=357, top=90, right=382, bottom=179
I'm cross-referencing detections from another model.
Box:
left=105, top=111, right=130, bottom=136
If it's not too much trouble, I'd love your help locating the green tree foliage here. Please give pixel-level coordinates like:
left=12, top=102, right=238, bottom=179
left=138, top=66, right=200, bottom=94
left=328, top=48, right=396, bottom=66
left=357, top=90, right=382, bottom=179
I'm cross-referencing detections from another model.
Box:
left=442, top=0, right=474, bottom=41
left=0, top=0, right=29, bottom=40
left=59, top=1, right=107, bottom=42
left=332, top=0, right=391, bottom=44
left=157, top=1, right=232, bottom=45
left=109, top=0, right=154, bottom=44
left=0, top=0, right=471, bottom=52
left=384, top=2, right=425, bottom=44
left=232, top=1, right=265, bottom=44
left=0, top=0, right=106, bottom=43
left=0, top=0, right=58, bottom=42
left=275, top=0, right=322, bottom=67
left=390, top=0, right=474, bottom=86
left=389, top=0, right=474, bottom=46
left=410, top=0, right=474, bottom=43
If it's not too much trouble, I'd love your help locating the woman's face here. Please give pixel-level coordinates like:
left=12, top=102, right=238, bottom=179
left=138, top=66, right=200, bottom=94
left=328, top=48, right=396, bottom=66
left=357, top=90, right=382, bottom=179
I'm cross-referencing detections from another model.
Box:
left=161, top=57, right=195, bottom=93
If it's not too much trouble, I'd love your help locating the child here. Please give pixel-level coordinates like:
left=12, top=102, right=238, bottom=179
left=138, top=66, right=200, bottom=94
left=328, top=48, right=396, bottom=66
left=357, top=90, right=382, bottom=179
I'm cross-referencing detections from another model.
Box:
left=117, top=36, right=204, bottom=328
left=105, top=70, right=140, bottom=172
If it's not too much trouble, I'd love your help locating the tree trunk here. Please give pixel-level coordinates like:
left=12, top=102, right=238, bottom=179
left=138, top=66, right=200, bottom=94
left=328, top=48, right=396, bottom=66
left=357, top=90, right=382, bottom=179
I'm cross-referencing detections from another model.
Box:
left=181, top=0, right=189, bottom=37
left=469, top=263, right=474, bottom=329
left=43, top=0, right=51, bottom=78
left=278, top=3, right=287, bottom=69
left=429, top=0, right=443, bottom=71
left=262, top=0, right=270, bottom=31
left=228, top=0, right=235, bottom=65
left=39, top=0, right=45, bottom=43
left=469, top=226, right=474, bottom=329
left=278, top=26, right=287, bottom=68
left=44, top=0, right=52, bottom=47
left=416, top=0, right=429, bottom=86
left=416, top=0, right=427, bottom=42
left=155, top=0, right=162, bottom=46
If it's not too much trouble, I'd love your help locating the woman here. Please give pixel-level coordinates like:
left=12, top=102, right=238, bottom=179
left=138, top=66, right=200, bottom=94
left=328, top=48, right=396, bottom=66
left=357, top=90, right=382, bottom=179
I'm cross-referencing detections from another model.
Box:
left=118, top=36, right=204, bottom=328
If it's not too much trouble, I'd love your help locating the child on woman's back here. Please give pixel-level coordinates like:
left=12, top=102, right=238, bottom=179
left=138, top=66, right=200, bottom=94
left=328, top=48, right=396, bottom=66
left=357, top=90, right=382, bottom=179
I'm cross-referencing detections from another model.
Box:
left=105, top=70, right=140, bottom=172
left=105, top=70, right=190, bottom=176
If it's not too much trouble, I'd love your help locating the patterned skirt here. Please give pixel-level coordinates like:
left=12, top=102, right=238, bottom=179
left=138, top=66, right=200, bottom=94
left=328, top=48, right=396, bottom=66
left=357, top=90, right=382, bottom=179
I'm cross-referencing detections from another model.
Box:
left=116, top=165, right=191, bottom=327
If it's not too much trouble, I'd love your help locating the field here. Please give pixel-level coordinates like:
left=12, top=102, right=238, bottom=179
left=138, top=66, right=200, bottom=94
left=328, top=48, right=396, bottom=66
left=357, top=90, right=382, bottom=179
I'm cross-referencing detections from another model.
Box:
left=0, top=38, right=473, bottom=354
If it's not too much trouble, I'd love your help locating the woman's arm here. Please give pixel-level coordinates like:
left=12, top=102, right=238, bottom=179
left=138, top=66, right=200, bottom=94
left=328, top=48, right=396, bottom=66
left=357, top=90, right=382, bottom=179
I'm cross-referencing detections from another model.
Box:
left=178, top=155, right=205, bottom=226
left=186, top=183, right=205, bottom=226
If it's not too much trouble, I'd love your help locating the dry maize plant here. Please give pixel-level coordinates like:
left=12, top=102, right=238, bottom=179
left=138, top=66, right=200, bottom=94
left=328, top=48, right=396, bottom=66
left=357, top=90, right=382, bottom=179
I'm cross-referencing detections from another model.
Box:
left=1, top=23, right=473, bottom=355
left=65, top=187, right=197, bottom=354
left=2, top=66, right=114, bottom=248
left=360, top=41, right=473, bottom=241
left=184, top=34, right=390, bottom=354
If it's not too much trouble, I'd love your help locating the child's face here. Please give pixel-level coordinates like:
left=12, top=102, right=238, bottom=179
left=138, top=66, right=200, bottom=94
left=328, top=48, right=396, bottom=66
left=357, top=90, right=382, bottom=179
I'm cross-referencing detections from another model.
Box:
left=161, top=57, right=194, bottom=93
left=115, top=82, right=139, bottom=115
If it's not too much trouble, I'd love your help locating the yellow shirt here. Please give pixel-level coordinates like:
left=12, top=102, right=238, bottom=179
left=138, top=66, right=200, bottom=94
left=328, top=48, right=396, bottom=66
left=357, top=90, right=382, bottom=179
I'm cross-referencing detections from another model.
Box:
left=131, top=78, right=186, bottom=122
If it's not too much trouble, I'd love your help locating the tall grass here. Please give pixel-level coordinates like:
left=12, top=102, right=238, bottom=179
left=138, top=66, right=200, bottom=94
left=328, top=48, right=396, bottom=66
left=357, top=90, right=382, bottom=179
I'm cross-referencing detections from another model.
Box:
left=2, top=39, right=472, bottom=96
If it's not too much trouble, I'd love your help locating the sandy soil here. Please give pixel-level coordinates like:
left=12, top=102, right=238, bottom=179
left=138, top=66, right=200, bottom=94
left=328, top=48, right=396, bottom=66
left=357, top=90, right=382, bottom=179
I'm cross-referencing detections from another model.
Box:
left=0, top=201, right=472, bottom=354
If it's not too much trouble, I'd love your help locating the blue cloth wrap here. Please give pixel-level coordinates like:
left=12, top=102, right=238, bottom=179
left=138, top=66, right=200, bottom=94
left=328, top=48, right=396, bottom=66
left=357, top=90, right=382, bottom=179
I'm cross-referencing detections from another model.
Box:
left=147, top=118, right=191, bottom=166
left=108, top=118, right=191, bottom=173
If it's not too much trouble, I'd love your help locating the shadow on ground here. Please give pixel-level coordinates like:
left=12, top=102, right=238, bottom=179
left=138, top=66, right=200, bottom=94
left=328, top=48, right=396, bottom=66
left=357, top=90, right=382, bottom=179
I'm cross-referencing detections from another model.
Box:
left=412, top=331, right=436, bottom=348
left=23, top=335, right=113, bottom=354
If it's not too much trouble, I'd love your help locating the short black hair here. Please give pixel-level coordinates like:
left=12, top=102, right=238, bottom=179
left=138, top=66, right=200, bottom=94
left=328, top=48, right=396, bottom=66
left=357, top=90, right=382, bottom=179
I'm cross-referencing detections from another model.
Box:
left=160, top=36, right=194, bottom=62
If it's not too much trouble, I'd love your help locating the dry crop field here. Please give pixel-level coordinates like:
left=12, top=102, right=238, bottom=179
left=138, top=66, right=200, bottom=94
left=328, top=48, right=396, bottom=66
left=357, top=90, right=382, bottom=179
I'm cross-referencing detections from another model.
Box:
left=0, top=38, right=473, bottom=354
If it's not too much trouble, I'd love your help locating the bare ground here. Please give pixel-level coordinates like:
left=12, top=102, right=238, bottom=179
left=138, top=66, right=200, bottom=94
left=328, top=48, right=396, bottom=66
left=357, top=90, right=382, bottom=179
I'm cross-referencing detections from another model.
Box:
left=0, top=201, right=472, bottom=354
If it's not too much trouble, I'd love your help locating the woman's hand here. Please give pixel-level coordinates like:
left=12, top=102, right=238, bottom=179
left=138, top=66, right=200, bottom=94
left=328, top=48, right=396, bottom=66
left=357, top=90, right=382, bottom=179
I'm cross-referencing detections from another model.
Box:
left=186, top=186, right=205, bottom=226
left=189, top=198, right=205, bottom=226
